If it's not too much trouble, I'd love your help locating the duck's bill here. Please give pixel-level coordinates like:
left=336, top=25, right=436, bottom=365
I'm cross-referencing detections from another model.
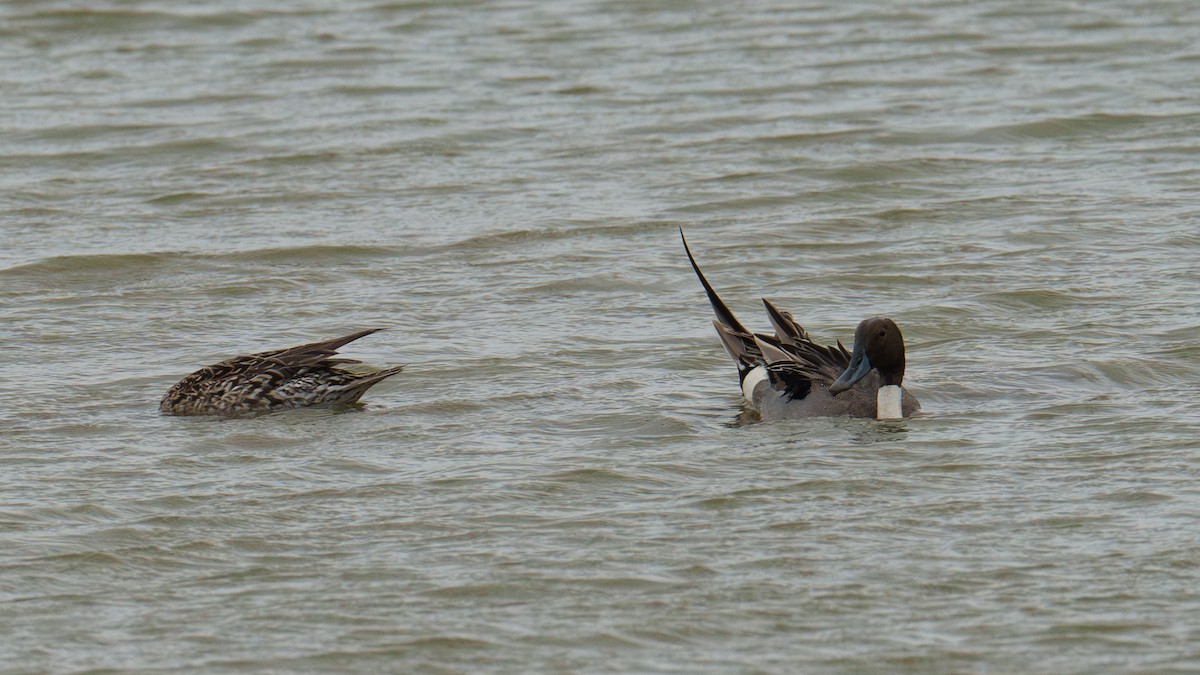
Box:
left=829, top=343, right=871, bottom=395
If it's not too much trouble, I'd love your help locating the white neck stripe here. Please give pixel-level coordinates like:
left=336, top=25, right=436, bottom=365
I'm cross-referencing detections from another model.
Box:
left=877, top=385, right=903, bottom=420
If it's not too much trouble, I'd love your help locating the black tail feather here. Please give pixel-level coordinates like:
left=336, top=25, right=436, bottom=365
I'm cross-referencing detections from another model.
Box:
left=680, top=229, right=750, bottom=335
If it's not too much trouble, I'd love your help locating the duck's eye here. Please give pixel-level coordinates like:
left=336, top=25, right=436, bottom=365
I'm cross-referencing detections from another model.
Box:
left=878, top=329, right=887, bottom=338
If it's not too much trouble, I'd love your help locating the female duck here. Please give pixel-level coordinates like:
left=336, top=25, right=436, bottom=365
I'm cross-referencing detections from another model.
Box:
left=160, top=328, right=403, bottom=416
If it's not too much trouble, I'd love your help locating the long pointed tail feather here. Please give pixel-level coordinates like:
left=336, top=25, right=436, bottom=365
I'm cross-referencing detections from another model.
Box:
left=293, top=328, right=384, bottom=358
left=683, top=230, right=765, bottom=380
left=264, top=328, right=387, bottom=368
left=680, top=229, right=750, bottom=335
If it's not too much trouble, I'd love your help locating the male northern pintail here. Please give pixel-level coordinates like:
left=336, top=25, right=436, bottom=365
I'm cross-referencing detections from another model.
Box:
left=160, top=329, right=403, bottom=416
left=682, top=231, right=920, bottom=420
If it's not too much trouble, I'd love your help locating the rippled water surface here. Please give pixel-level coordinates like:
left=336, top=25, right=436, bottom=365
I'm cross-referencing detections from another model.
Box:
left=3, top=0, right=1200, bottom=672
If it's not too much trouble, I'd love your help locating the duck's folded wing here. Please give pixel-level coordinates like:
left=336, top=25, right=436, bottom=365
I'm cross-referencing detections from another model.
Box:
left=712, top=321, right=765, bottom=377
left=754, top=316, right=854, bottom=400
left=786, top=338, right=851, bottom=379
left=763, top=362, right=815, bottom=401
left=762, top=298, right=810, bottom=347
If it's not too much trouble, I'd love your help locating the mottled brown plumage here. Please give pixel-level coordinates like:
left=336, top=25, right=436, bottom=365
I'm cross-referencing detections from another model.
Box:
left=160, top=329, right=403, bottom=416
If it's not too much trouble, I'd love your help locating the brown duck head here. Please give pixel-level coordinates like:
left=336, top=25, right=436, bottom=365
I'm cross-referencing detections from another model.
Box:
left=828, top=317, right=907, bottom=394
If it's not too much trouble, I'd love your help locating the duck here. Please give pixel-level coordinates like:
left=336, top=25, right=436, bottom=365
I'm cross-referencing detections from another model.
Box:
left=160, top=328, right=403, bottom=416
left=681, top=230, right=919, bottom=420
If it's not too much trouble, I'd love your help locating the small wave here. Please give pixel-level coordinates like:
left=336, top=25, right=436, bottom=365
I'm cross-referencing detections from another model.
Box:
left=0, top=251, right=184, bottom=278
left=224, top=243, right=406, bottom=264
left=979, top=112, right=1193, bottom=142
left=0, top=244, right=417, bottom=279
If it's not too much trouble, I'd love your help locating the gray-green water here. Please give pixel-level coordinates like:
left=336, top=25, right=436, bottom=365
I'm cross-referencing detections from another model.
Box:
left=3, top=1, right=1200, bottom=672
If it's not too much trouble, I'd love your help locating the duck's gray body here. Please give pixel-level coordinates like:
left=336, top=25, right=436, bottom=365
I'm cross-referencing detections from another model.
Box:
left=682, top=231, right=919, bottom=420
left=742, top=365, right=920, bottom=420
